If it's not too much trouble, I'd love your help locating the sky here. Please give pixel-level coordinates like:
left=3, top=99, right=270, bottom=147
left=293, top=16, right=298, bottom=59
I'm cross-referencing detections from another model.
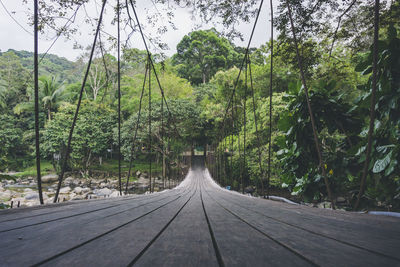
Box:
left=0, top=0, right=278, bottom=62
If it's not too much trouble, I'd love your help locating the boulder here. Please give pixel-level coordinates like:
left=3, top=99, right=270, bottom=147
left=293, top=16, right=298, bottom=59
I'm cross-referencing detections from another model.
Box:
left=73, top=187, right=83, bottom=194
left=64, top=177, right=74, bottom=185
left=82, top=187, right=91, bottom=193
left=59, top=186, right=71, bottom=194
left=336, top=197, right=346, bottom=203
left=72, top=195, right=86, bottom=201
left=42, top=174, right=59, bottom=183
left=95, top=188, right=112, bottom=196
left=0, top=190, right=12, bottom=201
left=109, top=191, right=121, bottom=198
left=24, top=192, right=39, bottom=200
left=317, top=201, right=332, bottom=209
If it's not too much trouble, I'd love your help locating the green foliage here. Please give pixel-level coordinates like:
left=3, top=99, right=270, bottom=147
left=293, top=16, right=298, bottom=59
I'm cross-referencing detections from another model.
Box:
left=120, top=98, right=204, bottom=162
left=42, top=101, right=116, bottom=176
left=276, top=80, right=361, bottom=200
left=351, top=25, right=400, bottom=208
left=172, top=29, right=241, bottom=84
left=0, top=114, right=29, bottom=171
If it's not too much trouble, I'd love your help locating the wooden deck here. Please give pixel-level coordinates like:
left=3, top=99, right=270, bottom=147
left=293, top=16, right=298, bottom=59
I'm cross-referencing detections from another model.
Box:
left=1, top=159, right=399, bottom=266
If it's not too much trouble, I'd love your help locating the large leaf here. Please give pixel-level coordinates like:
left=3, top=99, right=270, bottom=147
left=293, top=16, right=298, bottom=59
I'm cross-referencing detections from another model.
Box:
left=373, top=151, right=392, bottom=173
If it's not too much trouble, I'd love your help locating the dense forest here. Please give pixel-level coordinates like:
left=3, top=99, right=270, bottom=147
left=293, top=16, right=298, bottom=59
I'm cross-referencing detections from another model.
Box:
left=0, top=0, right=399, bottom=211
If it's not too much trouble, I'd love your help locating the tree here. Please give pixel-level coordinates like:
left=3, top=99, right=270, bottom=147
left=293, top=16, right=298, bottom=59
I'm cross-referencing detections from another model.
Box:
left=42, top=101, right=116, bottom=176
left=172, top=29, right=240, bottom=84
left=0, top=114, right=27, bottom=171
left=0, top=51, right=30, bottom=110
left=39, top=76, right=66, bottom=120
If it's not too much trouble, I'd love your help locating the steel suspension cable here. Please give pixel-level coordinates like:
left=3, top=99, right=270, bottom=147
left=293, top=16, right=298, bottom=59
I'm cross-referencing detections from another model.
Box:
left=285, top=0, right=335, bottom=209
left=220, top=0, right=264, bottom=128
left=33, top=0, right=43, bottom=205
left=148, top=54, right=152, bottom=193
left=237, top=95, right=242, bottom=193
left=161, top=90, right=164, bottom=189
left=230, top=100, right=234, bottom=185
left=117, top=0, right=122, bottom=196
left=248, top=54, right=265, bottom=197
left=127, top=0, right=180, bottom=139
left=267, top=0, right=274, bottom=199
left=125, top=60, right=148, bottom=194
left=242, top=58, right=247, bottom=194
left=53, top=0, right=107, bottom=203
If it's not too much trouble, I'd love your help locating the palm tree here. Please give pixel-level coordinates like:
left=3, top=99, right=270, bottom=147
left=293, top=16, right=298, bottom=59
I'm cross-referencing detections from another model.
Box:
left=13, top=76, right=66, bottom=121
left=39, top=76, right=66, bottom=121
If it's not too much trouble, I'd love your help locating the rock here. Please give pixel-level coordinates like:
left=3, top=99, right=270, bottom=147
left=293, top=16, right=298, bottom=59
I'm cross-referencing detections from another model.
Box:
left=317, top=201, right=332, bottom=209
left=137, top=177, right=147, bottom=184
left=42, top=174, right=59, bottom=183
left=0, top=190, right=12, bottom=201
left=82, top=187, right=91, bottom=193
left=73, top=187, right=83, bottom=194
left=72, top=195, right=85, bottom=201
left=24, top=188, right=33, bottom=192
left=64, top=177, right=74, bottom=185
left=95, top=188, right=112, bottom=196
left=109, top=191, right=121, bottom=198
left=336, top=197, right=346, bottom=203
left=24, top=192, right=39, bottom=200
left=59, top=186, right=71, bottom=194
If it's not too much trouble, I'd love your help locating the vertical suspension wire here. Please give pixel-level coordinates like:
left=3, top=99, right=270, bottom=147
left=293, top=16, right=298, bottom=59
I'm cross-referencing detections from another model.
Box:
left=243, top=57, right=248, bottom=194
left=267, top=0, right=274, bottom=199
left=224, top=135, right=227, bottom=186
left=217, top=144, right=220, bottom=183
left=117, top=0, right=122, bottom=196
left=125, top=58, right=148, bottom=194
left=53, top=0, right=107, bottom=203
left=237, top=94, right=242, bottom=192
left=33, top=0, right=43, bottom=205
left=161, top=89, right=164, bottom=189
left=230, top=99, right=234, bottom=187
left=248, top=54, right=265, bottom=197
left=148, top=54, right=152, bottom=193
left=285, top=0, right=335, bottom=209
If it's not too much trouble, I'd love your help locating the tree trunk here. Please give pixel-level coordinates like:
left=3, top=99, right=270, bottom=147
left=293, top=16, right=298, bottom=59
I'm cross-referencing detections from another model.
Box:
left=354, top=0, right=379, bottom=210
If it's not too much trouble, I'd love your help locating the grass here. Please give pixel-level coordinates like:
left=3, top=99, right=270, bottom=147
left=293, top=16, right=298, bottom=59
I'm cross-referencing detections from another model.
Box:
left=9, top=159, right=162, bottom=179
left=13, top=160, right=55, bottom=178
left=91, top=159, right=162, bottom=173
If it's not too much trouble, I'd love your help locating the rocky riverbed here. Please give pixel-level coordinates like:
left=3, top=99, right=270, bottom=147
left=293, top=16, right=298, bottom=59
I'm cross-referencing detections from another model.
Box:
left=0, top=171, right=179, bottom=208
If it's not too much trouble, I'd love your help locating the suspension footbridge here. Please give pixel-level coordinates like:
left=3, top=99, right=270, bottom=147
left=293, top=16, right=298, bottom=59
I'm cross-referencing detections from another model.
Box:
left=1, top=157, right=399, bottom=266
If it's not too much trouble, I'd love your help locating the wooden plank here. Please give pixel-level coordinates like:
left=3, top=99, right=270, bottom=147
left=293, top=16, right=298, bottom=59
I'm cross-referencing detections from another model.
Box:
left=0, top=190, right=188, bottom=266
left=133, top=188, right=218, bottom=267
left=199, top=175, right=313, bottom=266
left=205, top=186, right=399, bottom=266
left=204, top=182, right=400, bottom=262
left=39, top=190, right=193, bottom=266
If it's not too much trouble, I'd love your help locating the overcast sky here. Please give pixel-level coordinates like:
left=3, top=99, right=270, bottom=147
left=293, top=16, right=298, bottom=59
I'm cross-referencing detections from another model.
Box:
left=0, top=0, right=278, bottom=62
